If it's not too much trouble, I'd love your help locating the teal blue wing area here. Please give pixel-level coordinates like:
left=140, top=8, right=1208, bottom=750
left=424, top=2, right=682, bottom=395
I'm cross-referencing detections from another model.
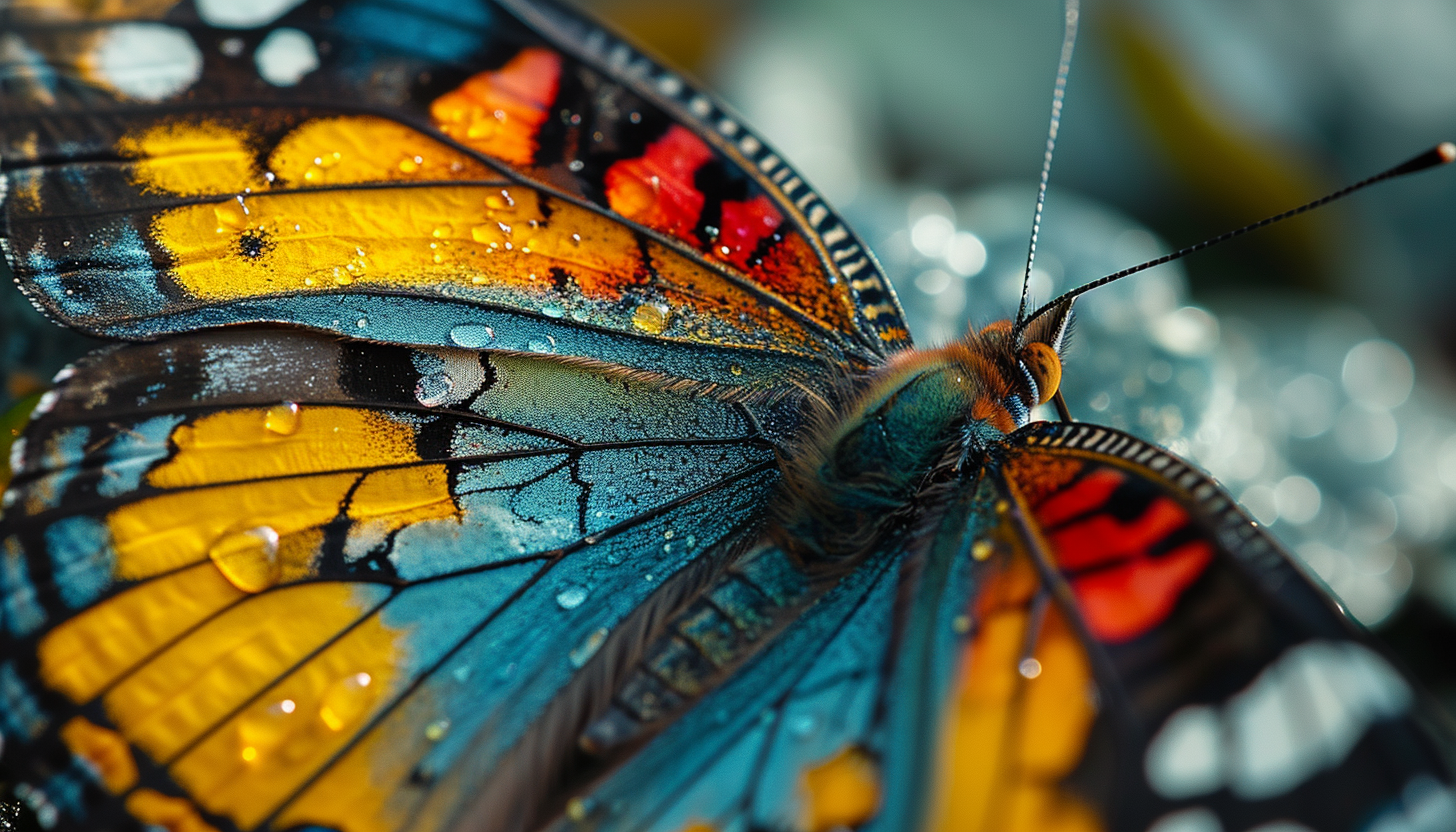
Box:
left=0, top=328, right=786, bottom=832
left=550, top=474, right=996, bottom=832
left=0, top=0, right=908, bottom=394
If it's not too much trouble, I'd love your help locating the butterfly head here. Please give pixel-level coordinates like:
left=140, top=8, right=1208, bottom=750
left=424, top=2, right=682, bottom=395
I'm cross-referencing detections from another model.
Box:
left=957, top=298, right=1072, bottom=429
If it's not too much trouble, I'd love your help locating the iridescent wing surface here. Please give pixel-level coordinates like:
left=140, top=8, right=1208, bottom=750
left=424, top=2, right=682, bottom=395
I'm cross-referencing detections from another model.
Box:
left=0, top=328, right=791, bottom=832
left=0, top=0, right=909, bottom=395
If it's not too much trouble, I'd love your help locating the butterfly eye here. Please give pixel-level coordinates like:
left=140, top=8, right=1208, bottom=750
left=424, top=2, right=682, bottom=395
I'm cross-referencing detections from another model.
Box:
left=1019, top=342, right=1062, bottom=405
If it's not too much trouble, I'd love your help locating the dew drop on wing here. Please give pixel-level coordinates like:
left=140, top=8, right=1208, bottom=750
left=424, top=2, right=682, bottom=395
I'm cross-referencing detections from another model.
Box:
left=415, top=372, right=454, bottom=407
left=556, top=585, right=588, bottom=610
left=450, top=324, right=495, bottom=348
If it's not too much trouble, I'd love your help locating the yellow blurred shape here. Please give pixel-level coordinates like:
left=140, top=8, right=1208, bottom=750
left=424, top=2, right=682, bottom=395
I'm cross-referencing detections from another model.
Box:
left=118, top=120, right=259, bottom=196
left=59, top=716, right=138, bottom=794
left=801, top=745, right=882, bottom=832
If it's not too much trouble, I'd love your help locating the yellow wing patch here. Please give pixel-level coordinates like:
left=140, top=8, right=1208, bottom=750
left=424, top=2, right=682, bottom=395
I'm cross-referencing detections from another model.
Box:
left=801, top=745, right=883, bottom=832
left=60, top=716, right=140, bottom=794
left=125, top=789, right=223, bottom=832
left=39, top=563, right=246, bottom=704
left=100, top=582, right=388, bottom=764
left=931, top=551, right=1102, bottom=832
left=118, top=120, right=261, bottom=197
left=168, top=609, right=401, bottom=829
left=268, top=115, right=495, bottom=186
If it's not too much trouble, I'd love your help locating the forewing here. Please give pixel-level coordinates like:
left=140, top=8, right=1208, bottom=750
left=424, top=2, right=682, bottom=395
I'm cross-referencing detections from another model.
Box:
left=0, top=0, right=907, bottom=388
left=944, top=422, right=1456, bottom=832
left=0, top=328, right=783, bottom=832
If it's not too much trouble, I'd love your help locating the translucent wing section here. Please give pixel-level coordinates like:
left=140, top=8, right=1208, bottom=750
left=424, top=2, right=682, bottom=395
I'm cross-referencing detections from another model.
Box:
left=0, top=0, right=908, bottom=386
left=946, top=422, right=1456, bottom=832
left=0, top=329, right=784, bottom=832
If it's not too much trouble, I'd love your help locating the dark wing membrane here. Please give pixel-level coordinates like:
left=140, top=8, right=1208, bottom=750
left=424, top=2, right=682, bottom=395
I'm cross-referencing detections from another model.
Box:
left=0, top=0, right=907, bottom=390
left=0, top=329, right=788, bottom=832
left=967, top=422, right=1456, bottom=832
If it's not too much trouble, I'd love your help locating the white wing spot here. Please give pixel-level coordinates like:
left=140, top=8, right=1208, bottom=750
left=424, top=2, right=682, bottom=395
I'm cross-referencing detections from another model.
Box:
left=196, top=0, right=307, bottom=28
left=1144, top=705, right=1222, bottom=799
left=1146, top=807, right=1222, bottom=832
left=1144, top=640, right=1411, bottom=802
left=254, top=28, right=319, bottom=87
left=89, top=24, right=202, bottom=102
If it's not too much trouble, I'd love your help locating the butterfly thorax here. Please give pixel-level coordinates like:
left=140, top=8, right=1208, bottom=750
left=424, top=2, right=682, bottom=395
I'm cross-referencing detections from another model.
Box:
left=773, top=321, right=1060, bottom=563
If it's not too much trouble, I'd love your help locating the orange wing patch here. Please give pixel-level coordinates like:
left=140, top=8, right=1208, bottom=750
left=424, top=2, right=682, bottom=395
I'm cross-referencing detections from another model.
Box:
left=60, top=717, right=140, bottom=794
left=431, top=47, right=561, bottom=167
left=801, top=745, right=883, bottom=832
left=933, top=552, right=1102, bottom=832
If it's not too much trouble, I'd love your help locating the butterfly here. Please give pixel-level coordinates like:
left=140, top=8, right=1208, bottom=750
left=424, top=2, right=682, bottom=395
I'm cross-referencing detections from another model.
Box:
left=1, top=1, right=1453, bottom=832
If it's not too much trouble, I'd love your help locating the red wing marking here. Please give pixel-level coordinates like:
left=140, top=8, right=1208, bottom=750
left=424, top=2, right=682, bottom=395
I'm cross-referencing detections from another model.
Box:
left=714, top=194, right=782, bottom=270
left=431, top=47, right=562, bottom=166
left=605, top=125, right=715, bottom=242
left=1020, top=463, right=1214, bottom=645
left=1034, top=468, right=1120, bottom=527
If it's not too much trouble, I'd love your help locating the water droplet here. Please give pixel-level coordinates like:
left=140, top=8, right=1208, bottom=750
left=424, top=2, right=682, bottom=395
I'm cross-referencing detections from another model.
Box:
left=632, top=303, right=669, bottom=334
left=570, top=627, right=609, bottom=667
left=398, top=157, right=419, bottom=174
left=450, top=324, right=495, bottom=348
left=415, top=372, right=454, bottom=407
left=971, top=540, right=993, bottom=561
left=355, top=317, right=368, bottom=329
left=1018, top=658, right=1042, bottom=679
left=209, top=526, right=281, bottom=593
left=432, top=225, right=451, bottom=238
left=662, top=529, right=675, bottom=540
left=568, top=159, right=585, bottom=172
left=528, top=338, right=554, bottom=354
left=424, top=718, right=450, bottom=741
left=485, top=193, right=508, bottom=210
left=556, top=585, right=588, bottom=610
left=319, top=672, right=374, bottom=731
left=542, top=304, right=565, bottom=319
left=583, top=535, right=598, bottom=545
left=237, top=698, right=299, bottom=763
left=264, top=402, right=300, bottom=435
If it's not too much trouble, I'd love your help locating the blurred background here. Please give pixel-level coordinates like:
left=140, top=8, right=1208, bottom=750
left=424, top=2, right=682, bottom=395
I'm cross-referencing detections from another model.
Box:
left=4, top=0, right=1456, bottom=706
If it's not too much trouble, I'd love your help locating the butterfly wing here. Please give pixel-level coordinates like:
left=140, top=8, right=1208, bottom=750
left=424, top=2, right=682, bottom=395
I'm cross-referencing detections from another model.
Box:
left=948, top=421, right=1456, bottom=832
left=562, top=422, right=1455, bottom=832
left=0, top=328, right=792, bottom=832
left=0, top=0, right=907, bottom=393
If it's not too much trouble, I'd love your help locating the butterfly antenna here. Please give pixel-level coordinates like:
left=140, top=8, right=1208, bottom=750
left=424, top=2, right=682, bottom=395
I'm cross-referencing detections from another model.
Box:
left=1013, top=0, right=1081, bottom=340
left=1023, top=142, right=1456, bottom=327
